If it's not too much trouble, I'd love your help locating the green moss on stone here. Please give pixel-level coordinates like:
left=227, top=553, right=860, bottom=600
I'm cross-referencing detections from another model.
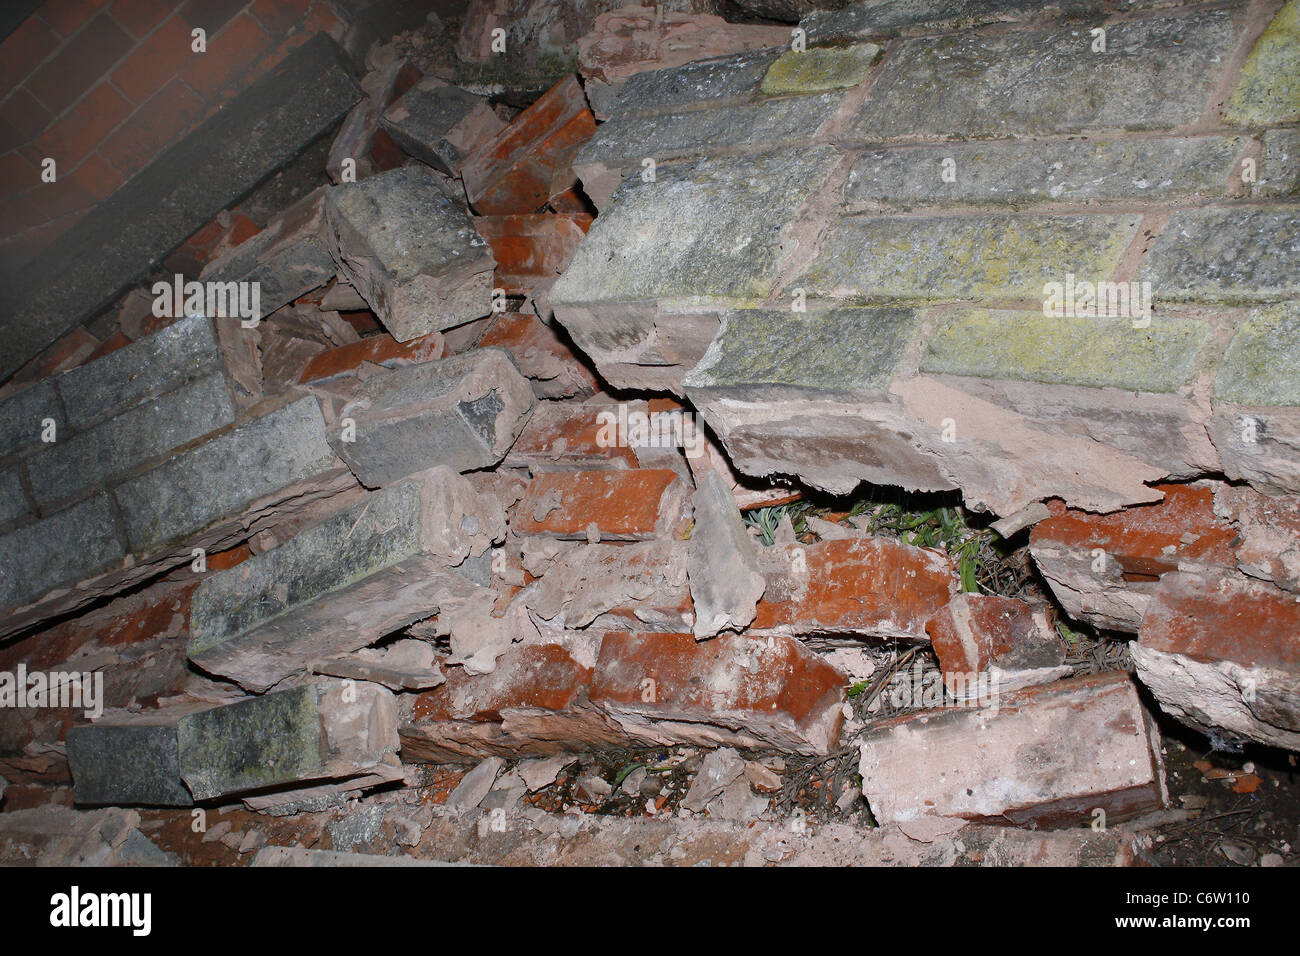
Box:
left=1225, top=0, right=1300, bottom=126
left=1215, top=303, right=1300, bottom=406
left=920, top=309, right=1209, bottom=393
left=761, top=43, right=880, bottom=95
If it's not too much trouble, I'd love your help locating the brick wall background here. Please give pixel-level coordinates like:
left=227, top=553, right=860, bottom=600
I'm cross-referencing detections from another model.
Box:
left=0, top=0, right=349, bottom=276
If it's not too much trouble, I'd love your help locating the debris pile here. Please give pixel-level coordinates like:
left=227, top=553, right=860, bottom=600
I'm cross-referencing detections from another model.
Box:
left=0, top=0, right=1297, bottom=866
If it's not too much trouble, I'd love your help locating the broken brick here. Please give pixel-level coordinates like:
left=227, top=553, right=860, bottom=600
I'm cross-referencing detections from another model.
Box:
left=924, top=593, right=1069, bottom=697
left=165, top=212, right=262, bottom=277
left=751, top=538, right=956, bottom=639
left=475, top=214, right=592, bottom=294
left=527, top=539, right=692, bottom=631
left=512, top=468, right=689, bottom=541
left=400, top=639, right=629, bottom=763
left=298, top=331, right=445, bottom=384
left=590, top=631, right=846, bottom=754
left=504, top=399, right=640, bottom=472
left=1030, top=483, right=1239, bottom=632
left=461, top=75, right=597, bottom=215
left=858, top=672, right=1168, bottom=829
left=1133, top=571, right=1300, bottom=750
left=477, top=311, right=600, bottom=399
left=1212, top=483, right=1300, bottom=593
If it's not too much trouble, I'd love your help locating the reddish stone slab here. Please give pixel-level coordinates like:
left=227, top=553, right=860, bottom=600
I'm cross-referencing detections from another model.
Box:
left=513, top=468, right=688, bottom=541
left=590, top=631, right=846, bottom=754
left=298, top=330, right=445, bottom=383
left=859, top=672, right=1167, bottom=829
left=461, top=75, right=597, bottom=215
left=751, top=537, right=956, bottom=639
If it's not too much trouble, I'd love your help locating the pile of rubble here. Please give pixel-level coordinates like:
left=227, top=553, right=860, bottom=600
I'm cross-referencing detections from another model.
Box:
left=0, top=0, right=1297, bottom=866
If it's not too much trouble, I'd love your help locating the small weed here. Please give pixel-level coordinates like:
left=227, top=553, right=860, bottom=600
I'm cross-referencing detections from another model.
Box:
left=741, top=500, right=814, bottom=546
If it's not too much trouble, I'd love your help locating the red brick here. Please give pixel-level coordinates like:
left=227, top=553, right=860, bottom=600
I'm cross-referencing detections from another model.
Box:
left=0, top=208, right=81, bottom=264
left=925, top=593, right=1067, bottom=697
left=0, top=189, right=46, bottom=237
left=590, top=631, right=847, bottom=754
left=365, top=125, right=406, bottom=173
left=39, top=0, right=108, bottom=37
left=513, top=469, right=688, bottom=541
left=249, top=0, right=312, bottom=35
left=475, top=213, right=592, bottom=294
left=110, top=0, right=175, bottom=37
left=25, top=13, right=132, bottom=116
left=24, top=172, right=98, bottom=221
left=549, top=185, right=593, bottom=216
left=751, top=537, right=955, bottom=639
left=0, top=150, right=40, bottom=198
left=164, top=210, right=262, bottom=275
left=504, top=400, right=640, bottom=472
left=1140, top=572, right=1300, bottom=673
left=412, top=643, right=594, bottom=723
left=477, top=311, right=600, bottom=399
left=0, top=87, right=54, bottom=153
left=181, top=12, right=272, bottom=100
left=1029, top=482, right=1240, bottom=632
left=84, top=328, right=132, bottom=360
left=400, top=640, right=628, bottom=763
left=462, top=75, right=597, bottom=215
left=179, top=0, right=245, bottom=33
left=34, top=83, right=131, bottom=166
left=1033, top=484, right=1237, bottom=579
left=99, top=78, right=205, bottom=179
left=858, top=672, right=1167, bottom=829
left=297, top=1, right=343, bottom=40
left=205, top=542, right=253, bottom=571
left=339, top=309, right=382, bottom=336
left=111, top=14, right=198, bottom=103
left=5, top=326, right=100, bottom=386
left=298, top=330, right=445, bottom=383
left=0, top=16, right=60, bottom=92
left=68, top=151, right=124, bottom=199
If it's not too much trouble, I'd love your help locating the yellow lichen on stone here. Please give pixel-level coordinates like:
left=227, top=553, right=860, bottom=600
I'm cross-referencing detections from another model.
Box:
left=1225, top=0, right=1300, bottom=126
left=761, top=43, right=880, bottom=96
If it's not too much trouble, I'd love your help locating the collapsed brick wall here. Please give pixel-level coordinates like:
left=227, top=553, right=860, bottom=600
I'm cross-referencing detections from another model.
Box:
left=0, top=0, right=1296, bottom=858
